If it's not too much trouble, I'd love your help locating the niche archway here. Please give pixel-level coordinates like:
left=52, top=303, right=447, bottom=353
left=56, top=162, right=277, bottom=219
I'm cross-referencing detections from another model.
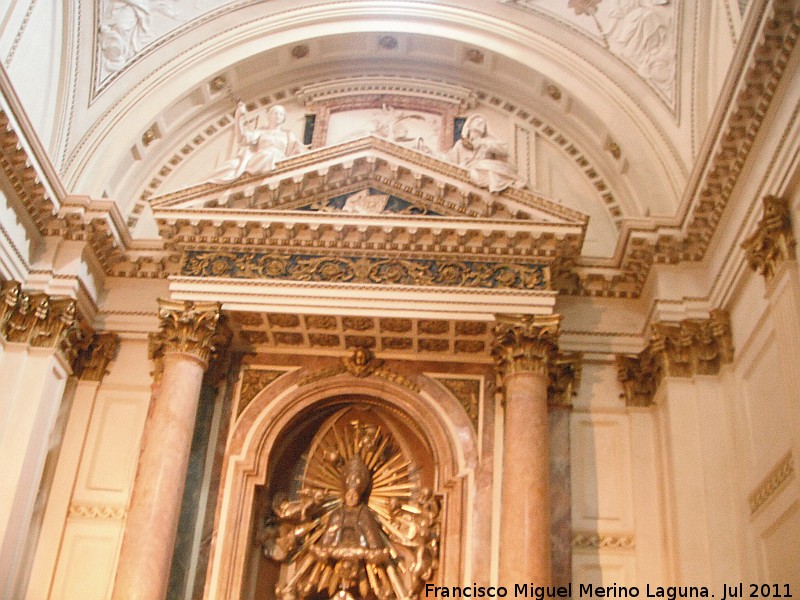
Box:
left=205, top=369, right=477, bottom=599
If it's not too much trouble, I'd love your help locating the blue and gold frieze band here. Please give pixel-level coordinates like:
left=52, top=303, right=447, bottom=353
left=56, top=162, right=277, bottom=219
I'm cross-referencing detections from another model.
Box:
left=181, top=250, right=549, bottom=290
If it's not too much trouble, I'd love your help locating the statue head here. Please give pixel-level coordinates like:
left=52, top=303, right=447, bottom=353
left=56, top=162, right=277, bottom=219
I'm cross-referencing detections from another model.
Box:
left=267, top=105, right=287, bottom=127
left=342, top=455, right=371, bottom=507
left=463, top=114, right=488, bottom=140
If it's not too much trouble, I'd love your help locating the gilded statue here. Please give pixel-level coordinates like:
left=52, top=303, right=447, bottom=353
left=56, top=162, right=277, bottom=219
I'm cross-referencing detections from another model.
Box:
left=259, top=420, right=440, bottom=600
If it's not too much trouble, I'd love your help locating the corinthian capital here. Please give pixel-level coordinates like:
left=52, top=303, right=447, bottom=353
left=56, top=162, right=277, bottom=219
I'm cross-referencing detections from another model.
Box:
left=742, top=196, right=796, bottom=283
left=0, top=280, right=88, bottom=367
left=492, top=314, right=560, bottom=378
left=149, top=299, right=223, bottom=367
left=616, top=310, right=734, bottom=406
left=75, top=332, right=120, bottom=382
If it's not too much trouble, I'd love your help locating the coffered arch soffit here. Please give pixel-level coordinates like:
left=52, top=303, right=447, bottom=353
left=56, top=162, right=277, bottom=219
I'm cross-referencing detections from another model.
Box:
left=63, top=2, right=691, bottom=226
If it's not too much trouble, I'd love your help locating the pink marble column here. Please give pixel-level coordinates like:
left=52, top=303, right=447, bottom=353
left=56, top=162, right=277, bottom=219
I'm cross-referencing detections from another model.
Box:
left=493, top=314, right=560, bottom=585
left=113, top=300, right=223, bottom=600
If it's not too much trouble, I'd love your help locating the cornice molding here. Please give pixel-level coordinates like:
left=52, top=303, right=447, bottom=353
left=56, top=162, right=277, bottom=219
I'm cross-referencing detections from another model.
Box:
left=295, top=76, right=479, bottom=109
left=566, top=0, right=800, bottom=297
left=616, top=310, right=734, bottom=407
left=677, top=0, right=799, bottom=262
left=0, top=64, right=64, bottom=224
left=150, top=136, right=589, bottom=224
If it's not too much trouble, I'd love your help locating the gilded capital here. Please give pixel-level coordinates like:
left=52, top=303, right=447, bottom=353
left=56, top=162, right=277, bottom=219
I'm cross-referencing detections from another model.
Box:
left=75, top=332, right=120, bottom=382
left=617, top=310, right=734, bottom=406
left=492, top=314, right=560, bottom=379
left=0, top=280, right=88, bottom=368
left=742, top=196, right=796, bottom=283
left=616, top=352, right=661, bottom=408
left=148, top=299, right=223, bottom=367
left=548, top=352, right=582, bottom=407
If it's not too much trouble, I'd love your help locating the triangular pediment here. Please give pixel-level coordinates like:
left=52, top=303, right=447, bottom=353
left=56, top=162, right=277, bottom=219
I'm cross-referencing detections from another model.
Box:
left=151, top=138, right=588, bottom=297
left=149, top=136, right=588, bottom=227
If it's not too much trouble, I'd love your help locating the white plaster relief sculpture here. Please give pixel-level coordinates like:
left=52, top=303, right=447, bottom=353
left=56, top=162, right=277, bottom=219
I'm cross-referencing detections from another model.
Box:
left=505, top=0, right=677, bottom=101
left=327, top=104, right=440, bottom=153
left=444, top=114, right=526, bottom=193
left=208, top=102, right=305, bottom=184
left=99, top=0, right=178, bottom=75
left=341, top=189, right=390, bottom=214
left=604, top=0, right=675, bottom=99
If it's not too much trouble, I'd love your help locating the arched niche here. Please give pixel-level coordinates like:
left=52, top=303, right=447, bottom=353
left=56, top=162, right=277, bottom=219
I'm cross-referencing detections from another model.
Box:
left=205, top=368, right=477, bottom=599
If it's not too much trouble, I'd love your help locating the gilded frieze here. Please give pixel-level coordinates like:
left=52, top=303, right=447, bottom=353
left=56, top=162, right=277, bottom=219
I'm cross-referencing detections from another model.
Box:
left=181, top=250, right=548, bottom=290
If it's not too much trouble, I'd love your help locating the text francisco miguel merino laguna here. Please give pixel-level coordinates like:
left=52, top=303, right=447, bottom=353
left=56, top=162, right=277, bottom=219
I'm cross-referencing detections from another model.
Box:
left=424, top=584, right=719, bottom=600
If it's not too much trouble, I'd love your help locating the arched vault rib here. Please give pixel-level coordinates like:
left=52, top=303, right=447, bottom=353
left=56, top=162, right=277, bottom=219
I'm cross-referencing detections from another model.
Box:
left=64, top=3, right=686, bottom=222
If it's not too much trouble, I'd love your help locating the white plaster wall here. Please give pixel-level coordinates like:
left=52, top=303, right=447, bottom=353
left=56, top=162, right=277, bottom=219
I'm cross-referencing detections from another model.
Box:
left=691, top=0, right=741, bottom=156
left=0, top=0, right=66, bottom=152
left=727, top=262, right=800, bottom=589
left=570, top=362, right=641, bottom=584
left=47, top=338, right=151, bottom=600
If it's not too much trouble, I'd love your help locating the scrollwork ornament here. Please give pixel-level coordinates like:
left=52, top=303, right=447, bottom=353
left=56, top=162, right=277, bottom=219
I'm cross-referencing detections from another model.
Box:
left=181, top=250, right=548, bottom=291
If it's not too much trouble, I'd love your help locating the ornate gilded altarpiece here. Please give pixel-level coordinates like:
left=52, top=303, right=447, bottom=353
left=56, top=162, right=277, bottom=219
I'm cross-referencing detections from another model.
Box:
left=159, top=90, right=580, bottom=598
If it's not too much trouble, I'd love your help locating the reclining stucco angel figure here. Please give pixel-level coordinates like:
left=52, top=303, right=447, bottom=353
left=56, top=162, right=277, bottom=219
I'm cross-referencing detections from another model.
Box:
left=259, top=421, right=440, bottom=600
left=208, top=101, right=305, bottom=183
left=444, top=113, right=526, bottom=193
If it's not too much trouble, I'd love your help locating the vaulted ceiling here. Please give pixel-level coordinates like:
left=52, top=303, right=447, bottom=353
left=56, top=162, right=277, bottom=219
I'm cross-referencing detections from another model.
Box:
left=5, top=0, right=785, bottom=318
left=20, top=0, right=744, bottom=247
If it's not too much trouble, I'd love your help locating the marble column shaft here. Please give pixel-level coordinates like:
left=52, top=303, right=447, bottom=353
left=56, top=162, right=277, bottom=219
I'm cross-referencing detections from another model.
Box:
left=494, top=314, right=559, bottom=585
left=113, top=301, right=222, bottom=600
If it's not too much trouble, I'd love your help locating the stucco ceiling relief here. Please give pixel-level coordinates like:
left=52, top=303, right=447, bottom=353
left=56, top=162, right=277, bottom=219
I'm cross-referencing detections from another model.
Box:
left=97, top=0, right=245, bottom=85
left=502, top=0, right=679, bottom=104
